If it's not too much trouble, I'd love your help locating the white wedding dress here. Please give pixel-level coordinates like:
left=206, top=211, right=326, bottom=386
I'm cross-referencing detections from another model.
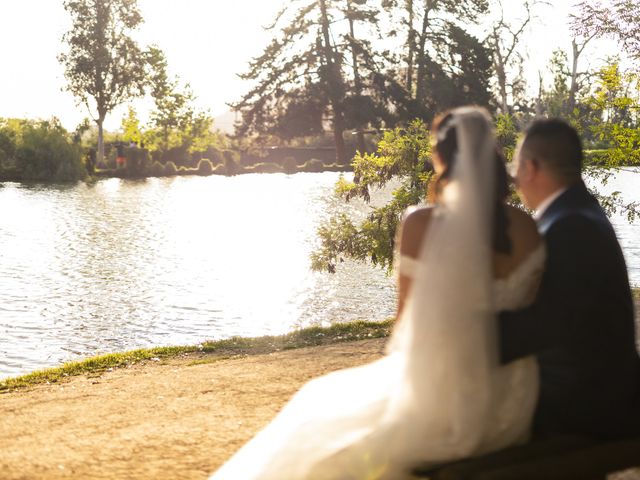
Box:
left=210, top=108, right=544, bottom=479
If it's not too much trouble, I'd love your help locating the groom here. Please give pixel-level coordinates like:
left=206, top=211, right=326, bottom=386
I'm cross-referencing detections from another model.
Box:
left=500, top=118, right=640, bottom=439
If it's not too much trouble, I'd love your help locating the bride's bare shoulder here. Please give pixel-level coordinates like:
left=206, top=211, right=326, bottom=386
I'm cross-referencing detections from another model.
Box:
left=398, top=206, right=434, bottom=257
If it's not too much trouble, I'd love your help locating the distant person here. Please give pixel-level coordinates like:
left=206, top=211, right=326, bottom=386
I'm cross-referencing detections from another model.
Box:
left=116, top=143, right=126, bottom=169
left=86, top=148, right=96, bottom=174
left=500, top=118, right=640, bottom=439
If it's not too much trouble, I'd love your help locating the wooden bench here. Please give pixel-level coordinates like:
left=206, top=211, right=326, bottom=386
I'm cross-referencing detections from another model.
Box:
left=412, top=436, right=640, bottom=479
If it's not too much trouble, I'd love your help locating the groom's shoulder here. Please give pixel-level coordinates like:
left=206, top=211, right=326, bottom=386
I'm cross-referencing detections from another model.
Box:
left=544, top=209, right=610, bottom=252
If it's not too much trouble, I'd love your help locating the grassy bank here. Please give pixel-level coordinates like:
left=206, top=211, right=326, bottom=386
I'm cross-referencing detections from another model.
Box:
left=0, top=319, right=393, bottom=393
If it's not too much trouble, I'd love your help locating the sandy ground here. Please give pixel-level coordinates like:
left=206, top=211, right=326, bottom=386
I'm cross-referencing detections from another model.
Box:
left=0, top=339, right=387, bottom=480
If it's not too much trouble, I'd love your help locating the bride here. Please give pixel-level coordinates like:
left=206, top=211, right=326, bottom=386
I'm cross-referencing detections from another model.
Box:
left=211, top=106, right=545, bottom=479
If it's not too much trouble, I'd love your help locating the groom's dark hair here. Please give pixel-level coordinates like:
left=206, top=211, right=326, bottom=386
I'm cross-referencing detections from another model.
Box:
left=522, top=118, right=583, bottom=183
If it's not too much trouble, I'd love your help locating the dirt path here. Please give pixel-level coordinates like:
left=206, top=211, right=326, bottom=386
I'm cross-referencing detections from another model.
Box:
left=0, top=339, right=387, bottom=480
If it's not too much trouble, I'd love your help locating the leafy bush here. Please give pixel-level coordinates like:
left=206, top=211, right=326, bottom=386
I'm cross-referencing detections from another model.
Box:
left=196, top=158, right=214, bottom=175
left=212, top=164, right=227, bottom=175
left=249, top=162, right=284, bottom=173
left=282, top=156, right=298, bottom=173
left=205, top=146, right=224, bottom=165
left=124, top=147, right=150, bottom=176
left=223, top=153, right=240, bottom=175
left=311, top=120, right=432, bottom=273
left=15, top=120, right=86, bottom=182
left=163, top=161, right=178, bottom=176
left=300, top=158, right=324, bottom=172
left=0, top=128, right=17, bottom=166
left=147, top=161, right=165, bottom=177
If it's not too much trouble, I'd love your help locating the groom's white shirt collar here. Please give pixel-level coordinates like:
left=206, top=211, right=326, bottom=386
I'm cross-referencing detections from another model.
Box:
left=533, top=187, right=568, bottom=220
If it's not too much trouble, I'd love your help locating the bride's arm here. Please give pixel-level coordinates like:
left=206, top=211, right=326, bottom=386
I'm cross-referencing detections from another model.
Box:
left=395, top=207, right=432, bottom=320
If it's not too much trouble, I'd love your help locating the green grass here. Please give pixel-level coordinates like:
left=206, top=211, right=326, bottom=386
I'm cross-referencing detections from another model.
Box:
left=633, top=287, right=640, bottom=300
left=0, top=319, right=393, bottom=393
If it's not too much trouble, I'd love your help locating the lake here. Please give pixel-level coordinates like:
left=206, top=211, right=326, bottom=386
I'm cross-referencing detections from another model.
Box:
left=1, top=169, right=639, bottom=379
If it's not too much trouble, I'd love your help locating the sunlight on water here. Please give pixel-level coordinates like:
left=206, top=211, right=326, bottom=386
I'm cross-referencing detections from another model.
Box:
left=0, top=173, right=396, bottom=379
left=586, top=168, right=640, bottom=286
left=1, top=169, right=638, bottom=379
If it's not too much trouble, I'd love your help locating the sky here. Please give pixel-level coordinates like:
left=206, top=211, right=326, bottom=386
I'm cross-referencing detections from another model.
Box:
left=0, top=1, right=596, bottom=133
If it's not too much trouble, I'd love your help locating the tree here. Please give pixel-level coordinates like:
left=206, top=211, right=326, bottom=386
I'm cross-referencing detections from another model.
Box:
left=59, top=0, right=148, bottom=165
left=379, top=0, right=493, bottom=120
left=232, top=1, right=348, bottom=161
left=312, top=120, right=433, bottom=272
left=572, top=1, right=640, bottom=61
left=487, top=1, right=540, bottom=114
left=144, top=46, right=217, bottom=156
left=396, top=0, right=489, bottom=105
left=587, top=62, right=640, bottom=165
left=14, top=119, right=86, bottom=182
left=121, top=106, right=143, bottom=145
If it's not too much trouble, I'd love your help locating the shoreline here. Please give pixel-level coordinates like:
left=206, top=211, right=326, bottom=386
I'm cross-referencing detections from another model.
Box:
left=0, top=319, right=393, bottom=392
left=3, top=287, right=639, bottom=391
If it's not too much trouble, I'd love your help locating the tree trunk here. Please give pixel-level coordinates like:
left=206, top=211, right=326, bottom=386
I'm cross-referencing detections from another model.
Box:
left=493, top=31, right=509, bottom=114
left=568, top=38, right=580, bottom=115
left=97, top=118, right=105, bottom=166
left=535, top=72, right=544, bottom=118
left=318, top=0, right=347, bottom=164
left=346, top=0, right=366, bottom=154
left=415, top=0, right=433, bottom=104
left=405, top=0, right=415, bottom=95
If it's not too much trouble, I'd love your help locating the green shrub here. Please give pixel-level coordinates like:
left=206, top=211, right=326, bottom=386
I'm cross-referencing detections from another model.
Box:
left=206, top=147, right=224, bottom=165
left=124, top=147, right=150, bottom=176
left=147, top=161, right=165, bottom=177
left=323, top=163, right=352, bottom=172
left=212, top=164, right=227, bottom=175
left=282, top=156, right=298, bottom=173
left=0, top=129, right=16, bottom=166
left=584, top=149, right=608, bottom=166
left=300, top=158, right=324, bottom=172
left=196, top=158, right=214, bottom=175
left=16, top=120, right=86, bottom=182
left=163, top=161, right=178, bottom=176
left=223, top=155, right=240, bottom=175
left=249, top=162, right=284, bottom=174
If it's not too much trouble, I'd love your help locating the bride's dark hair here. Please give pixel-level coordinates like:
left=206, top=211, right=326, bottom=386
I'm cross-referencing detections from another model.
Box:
left=431, top=111, right=512, bottom=254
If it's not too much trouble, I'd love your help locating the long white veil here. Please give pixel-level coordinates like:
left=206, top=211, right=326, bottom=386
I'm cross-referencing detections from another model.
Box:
left=210, top=107, right=498, bottom=479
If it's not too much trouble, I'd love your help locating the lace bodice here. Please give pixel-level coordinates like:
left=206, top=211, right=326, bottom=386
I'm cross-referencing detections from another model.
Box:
left=398, top=243, right=546, bottom=311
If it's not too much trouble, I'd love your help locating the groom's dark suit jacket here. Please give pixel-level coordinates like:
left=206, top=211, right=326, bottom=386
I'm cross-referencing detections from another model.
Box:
left=499, top=181, right=640, bottom=439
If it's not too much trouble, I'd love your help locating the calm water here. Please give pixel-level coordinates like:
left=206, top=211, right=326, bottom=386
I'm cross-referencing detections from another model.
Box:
left=1, top=170, right=639, bottom=379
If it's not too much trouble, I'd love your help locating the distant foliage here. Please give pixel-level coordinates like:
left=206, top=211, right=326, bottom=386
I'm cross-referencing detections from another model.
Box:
left=1, top=118, right=85, bottom=182
left=124, top=146, right=150, bottom=176
left=311, top=120, right=432, bottom=273
left=196, top=158, right=214, bottom=176
left=495, top=114, right=519, bottom=161
left=301, top=159, right=325, bottom=173
left=163, top=161, right=178, bottom=176
left=282, top=156, right=298, bottom=174
left=147, top=160, right=165, bottom=177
